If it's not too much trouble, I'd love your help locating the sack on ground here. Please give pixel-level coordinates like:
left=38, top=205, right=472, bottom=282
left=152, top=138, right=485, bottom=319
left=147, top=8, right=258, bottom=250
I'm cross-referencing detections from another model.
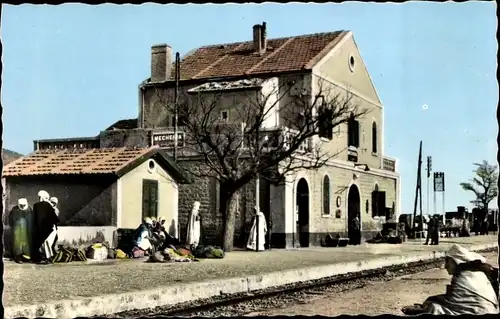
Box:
left=52, top=247, right=74, bottom=263
left=73, top=248, right=87, bottom=262
left=131, top=247, right=145, bottom=258
left=87, top=245, right=108, bottom=261
left=193, top=245, right=225, bottom=259
left=148, top=251, right=165, bottom=263
left=116, top=249, right=127, bottom=259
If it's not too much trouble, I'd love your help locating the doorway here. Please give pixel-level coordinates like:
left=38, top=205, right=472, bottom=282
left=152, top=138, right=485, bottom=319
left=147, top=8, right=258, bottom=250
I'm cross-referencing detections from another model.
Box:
left=347, top=184, right=361, bottom=244
left=296, top=178, right=310, bottom=247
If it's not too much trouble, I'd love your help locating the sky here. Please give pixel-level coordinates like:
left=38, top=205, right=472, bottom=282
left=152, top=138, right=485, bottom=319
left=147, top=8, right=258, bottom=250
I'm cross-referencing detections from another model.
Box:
left=1, top=2, right=498, bottom=215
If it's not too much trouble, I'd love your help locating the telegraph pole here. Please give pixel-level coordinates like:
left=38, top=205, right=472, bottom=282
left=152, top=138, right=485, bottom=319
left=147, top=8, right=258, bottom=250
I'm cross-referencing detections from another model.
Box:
left=412, top=141, right=423, bottom=236
left=173, top=52, right=180, bottom=161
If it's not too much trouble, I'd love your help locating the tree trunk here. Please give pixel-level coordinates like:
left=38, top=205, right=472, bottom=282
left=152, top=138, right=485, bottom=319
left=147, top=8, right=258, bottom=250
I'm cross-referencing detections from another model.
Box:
left=220, top=185, right=238, bottom=252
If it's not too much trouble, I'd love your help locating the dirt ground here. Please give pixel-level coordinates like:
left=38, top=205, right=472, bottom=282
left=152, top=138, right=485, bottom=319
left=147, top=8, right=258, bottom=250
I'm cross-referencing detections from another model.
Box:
left=247, top=251, right=498, bottom=316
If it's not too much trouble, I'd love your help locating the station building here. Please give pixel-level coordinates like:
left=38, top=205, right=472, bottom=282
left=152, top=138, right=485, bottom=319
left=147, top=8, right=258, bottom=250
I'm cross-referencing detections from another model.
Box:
left=25, top=23, right=400, bottom=248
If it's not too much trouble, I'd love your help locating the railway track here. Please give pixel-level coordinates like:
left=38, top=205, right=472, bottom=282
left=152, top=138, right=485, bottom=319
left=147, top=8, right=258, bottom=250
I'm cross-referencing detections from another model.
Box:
left=110, top=247, right=497, bottom=318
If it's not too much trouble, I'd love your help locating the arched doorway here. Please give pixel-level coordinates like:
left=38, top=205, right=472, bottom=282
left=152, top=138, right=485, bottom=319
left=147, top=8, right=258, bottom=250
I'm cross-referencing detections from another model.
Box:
left=296, top=178, right=310, bottom=247
left=347, top=184, right=361, bottom=245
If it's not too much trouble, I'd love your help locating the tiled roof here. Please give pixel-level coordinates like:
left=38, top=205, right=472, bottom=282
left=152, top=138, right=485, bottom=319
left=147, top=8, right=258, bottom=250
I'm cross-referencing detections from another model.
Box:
left=172, top=31, right=346, bottom=81
left=105, top=118, right=138, bottom=131
left=3, top=147, right=157, bottom=177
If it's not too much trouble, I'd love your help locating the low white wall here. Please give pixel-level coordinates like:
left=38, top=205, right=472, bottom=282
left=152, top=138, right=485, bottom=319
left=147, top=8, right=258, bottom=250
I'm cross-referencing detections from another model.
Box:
left=57, top=226, right=117, bottom=248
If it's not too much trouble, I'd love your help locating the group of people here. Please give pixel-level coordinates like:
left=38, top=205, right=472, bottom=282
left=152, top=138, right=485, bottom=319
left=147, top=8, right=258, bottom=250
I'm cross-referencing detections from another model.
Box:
left=125, top=201, right=203, bottom=257
left=403, top=244, right=499, bottom=315
left=8, top=190, right=60, bottom=264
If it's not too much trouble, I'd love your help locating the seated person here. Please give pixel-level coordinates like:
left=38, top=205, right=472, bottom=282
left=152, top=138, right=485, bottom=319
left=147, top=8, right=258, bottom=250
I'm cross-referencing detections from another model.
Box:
left=404, top=244, right=498, bottom=315
left=131, top=217, right=156, bottom=254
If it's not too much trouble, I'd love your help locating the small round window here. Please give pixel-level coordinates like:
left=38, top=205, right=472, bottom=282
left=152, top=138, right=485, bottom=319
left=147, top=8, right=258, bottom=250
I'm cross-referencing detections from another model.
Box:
left=147, top=160, right=156, bottom=173
left=349, top=55, right=355, bottom=72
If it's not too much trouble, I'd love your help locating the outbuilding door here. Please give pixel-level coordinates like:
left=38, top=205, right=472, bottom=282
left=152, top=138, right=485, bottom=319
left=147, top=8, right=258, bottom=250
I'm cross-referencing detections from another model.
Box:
left=142, top=179, right=159, bottom=220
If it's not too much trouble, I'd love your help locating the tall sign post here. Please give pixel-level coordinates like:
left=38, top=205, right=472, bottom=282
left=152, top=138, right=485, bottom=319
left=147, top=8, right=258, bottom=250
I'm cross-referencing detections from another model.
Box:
left=426, top=156, right=432, bottom=215
left=433, top=172, right=445, bottom=218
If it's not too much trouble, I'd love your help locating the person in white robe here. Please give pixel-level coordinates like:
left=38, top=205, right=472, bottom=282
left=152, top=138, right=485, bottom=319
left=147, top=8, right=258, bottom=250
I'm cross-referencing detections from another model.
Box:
left=247, top=207, right=267, bottom=251
left=422, top=244, right=499, bottom=315
left=186, top=201, right=201, bottom=249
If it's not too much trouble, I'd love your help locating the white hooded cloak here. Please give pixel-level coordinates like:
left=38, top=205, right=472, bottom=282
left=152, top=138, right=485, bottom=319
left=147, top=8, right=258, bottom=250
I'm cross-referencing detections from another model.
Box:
left=186, top=201, right=201, bottom=248
left=423, top=244, right=499, bottom=315
left=247, top=210, right=267, bottom=251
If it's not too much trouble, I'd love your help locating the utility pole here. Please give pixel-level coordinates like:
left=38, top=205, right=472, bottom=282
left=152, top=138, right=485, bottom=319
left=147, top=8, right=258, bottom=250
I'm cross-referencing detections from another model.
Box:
left=173, top=52, right=180, bottom=161
left=412, top=141, right=423, bottom=237
left=255, top=116, right=260, bottom=252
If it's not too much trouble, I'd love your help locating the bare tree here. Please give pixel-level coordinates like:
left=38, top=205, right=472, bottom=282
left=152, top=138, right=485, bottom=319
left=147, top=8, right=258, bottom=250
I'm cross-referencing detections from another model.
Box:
left=460, top=160, right=498, bottom=213
left=155, top=77, right=367, bottom=251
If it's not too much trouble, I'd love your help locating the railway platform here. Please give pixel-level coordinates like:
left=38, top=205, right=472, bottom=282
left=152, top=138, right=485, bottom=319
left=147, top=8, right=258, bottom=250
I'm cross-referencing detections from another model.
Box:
left=4, top=235, right=497, bottom=318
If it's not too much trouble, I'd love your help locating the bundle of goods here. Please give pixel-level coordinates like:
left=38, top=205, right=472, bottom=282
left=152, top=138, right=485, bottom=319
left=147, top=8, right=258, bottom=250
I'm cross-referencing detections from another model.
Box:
left=365, top=232, right=402, bottom=244
left=147, top=246, right=197, bottom=263
left=191, top=245, right=225, bottom=259
left=86, top=243, right=109, bottom=261
left=52, top=246, right=88, bottom=263
left=322, top=234, right=349, bottom=247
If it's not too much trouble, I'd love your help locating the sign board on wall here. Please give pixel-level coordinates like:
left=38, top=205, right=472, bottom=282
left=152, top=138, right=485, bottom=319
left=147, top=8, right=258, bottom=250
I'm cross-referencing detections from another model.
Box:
left=151, top=132, right=185, bottom=148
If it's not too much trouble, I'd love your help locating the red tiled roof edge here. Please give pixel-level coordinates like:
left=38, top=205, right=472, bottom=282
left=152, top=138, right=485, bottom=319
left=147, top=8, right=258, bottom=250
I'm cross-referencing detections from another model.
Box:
left=304, top=30, right=350, bottom=69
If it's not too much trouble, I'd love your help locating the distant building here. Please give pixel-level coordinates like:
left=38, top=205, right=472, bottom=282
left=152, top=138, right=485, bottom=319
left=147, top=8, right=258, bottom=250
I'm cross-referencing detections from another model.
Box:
left=31, top=23, right=400, bottom=248
left=2, top=146, right=192, bottom=248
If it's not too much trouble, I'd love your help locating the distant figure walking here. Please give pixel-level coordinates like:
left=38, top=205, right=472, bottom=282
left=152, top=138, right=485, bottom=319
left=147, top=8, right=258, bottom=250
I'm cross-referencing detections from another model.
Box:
left=186, top=201, right=201, bottom=250
left=431, top=216, right=440, bottom=245
left=247, top=207, right=267, bottom=251
left=9, top=198, right=33, bottom=263
left=350, top=214, right=361, bottom=245
left=425, top=216, right=436, bottom=245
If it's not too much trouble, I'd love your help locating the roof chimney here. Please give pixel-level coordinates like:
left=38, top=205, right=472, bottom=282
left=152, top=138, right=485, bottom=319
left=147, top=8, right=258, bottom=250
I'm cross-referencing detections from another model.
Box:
left=261, top=22, right=267, bottom=52
left=253, top=24, right=262, bottom=54
left=151, top=44, right=173, bottom=82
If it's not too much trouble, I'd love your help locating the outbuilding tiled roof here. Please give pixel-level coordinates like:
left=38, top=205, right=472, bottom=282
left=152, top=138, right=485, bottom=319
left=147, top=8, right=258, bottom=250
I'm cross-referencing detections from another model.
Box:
left=172, top=31, right=347, bottom=81
left=3, top=146, right=193, bottom=183
left=3, top=147, right=154, bottom=177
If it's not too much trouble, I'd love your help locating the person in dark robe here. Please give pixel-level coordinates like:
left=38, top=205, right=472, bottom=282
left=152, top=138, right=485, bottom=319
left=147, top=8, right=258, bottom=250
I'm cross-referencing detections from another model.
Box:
left=431, top=216, right=440, bottom=245
left=9, top=198, right=33, bottom=263
left=351, top=214, right=361, bottom=245
left=32, top=190, right=59, bottom=264
left=425, top=216, right=436, bottom=245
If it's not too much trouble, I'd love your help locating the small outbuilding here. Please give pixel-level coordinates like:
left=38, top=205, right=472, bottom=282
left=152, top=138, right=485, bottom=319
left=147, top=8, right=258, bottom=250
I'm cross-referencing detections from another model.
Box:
left=2, top=146, right=192, bottom=249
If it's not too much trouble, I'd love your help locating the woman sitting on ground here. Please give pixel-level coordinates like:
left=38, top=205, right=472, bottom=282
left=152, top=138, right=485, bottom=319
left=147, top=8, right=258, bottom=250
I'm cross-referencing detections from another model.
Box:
left=406, top=244, right=499, bottom=315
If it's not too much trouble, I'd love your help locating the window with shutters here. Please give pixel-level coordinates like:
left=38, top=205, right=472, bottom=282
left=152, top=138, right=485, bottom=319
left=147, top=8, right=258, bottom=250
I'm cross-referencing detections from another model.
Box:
left=371, top=185, right=386, bottom=218
left=347, top=114, right=360, bottom=147
left=142, top=179, right=159, bottom=220
left=318, top=107, right=334, bottom=140
left=322, top=175, right=331, bottom=215
left=372, top=122, right=378, bottom=154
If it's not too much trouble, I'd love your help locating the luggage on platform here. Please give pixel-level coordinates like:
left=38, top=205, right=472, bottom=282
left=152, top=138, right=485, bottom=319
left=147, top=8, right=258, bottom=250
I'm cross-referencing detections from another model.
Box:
left=73, top=248, right=88, bottom=262
left=116, top=249, right=128, bottom=259
left=52, top=247, right=74, bottom=263
left=131, top=247, right=145, bottom=258
left=87, top=243, right=108, bottom=261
